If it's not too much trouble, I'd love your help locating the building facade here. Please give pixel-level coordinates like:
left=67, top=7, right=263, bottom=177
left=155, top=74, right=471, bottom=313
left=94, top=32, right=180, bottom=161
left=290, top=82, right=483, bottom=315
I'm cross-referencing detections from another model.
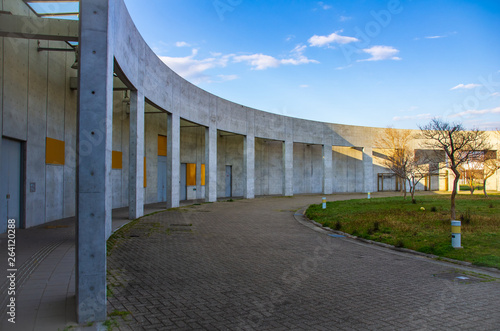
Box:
left=1, top=0, right=498, bottom=322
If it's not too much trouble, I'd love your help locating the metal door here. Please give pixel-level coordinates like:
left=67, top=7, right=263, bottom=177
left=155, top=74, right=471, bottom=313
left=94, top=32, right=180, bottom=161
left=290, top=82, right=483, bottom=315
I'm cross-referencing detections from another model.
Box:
left=1, top=138, right=22, bottom=231
left=225, top=165, right=232, bottom=197
left=157, top=156, right=167, bottom=202
left=180, top=163, right=187, bottom=200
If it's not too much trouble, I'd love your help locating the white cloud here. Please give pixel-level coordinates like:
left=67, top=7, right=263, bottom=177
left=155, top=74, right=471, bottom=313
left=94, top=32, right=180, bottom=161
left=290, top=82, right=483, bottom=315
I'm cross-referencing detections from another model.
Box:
left=339, top=15, right=352, bottom=22
left=335, top=64, right=353, bottom=70
left=281, top=44, right=319, bottom=66
left=233, top=45, right=318, bottom=70
left=175, top=41, right=191, bottom=47
left=400, top=106, right=419, bottom=113
left=158, top=48, right=231, bottom=84
left=308, top=31, right=359, bottom=47
left=491, top=92, right=500, bottom=97
left=217, top=74, right=238, bottom=81
left=415, top=32, right=456, bottom=41
left=450, top=83, right=481, bottom=90
left=318, top=2, right=332, bottom=10
left=159, top=44, right=317, bottom=82
left=471, top=121, right=500, bottom=130
left=393, top=113, right=434, bottom=121
left=449, top=107, right=500, bottom=118
left=358, top=45, right=401, bottom=62
left=300, top=84, right=309, bottom=88
left=233, top=54, right=281, bottom=70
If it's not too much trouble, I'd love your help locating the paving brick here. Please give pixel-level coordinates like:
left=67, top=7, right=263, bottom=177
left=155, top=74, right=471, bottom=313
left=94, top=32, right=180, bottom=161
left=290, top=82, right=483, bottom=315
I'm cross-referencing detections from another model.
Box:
left=106, top=194, right=500, bottom=330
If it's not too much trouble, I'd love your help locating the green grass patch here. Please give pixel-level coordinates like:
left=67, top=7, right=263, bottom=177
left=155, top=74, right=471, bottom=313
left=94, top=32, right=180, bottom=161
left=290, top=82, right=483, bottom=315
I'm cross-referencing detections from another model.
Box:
left=460, top=185, right=484, bottom=191
left=306, top=194, right=500, bottom=269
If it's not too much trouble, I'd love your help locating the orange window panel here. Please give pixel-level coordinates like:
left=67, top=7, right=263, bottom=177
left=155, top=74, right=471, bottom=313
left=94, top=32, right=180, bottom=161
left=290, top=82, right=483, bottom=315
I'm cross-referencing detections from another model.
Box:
left=112, top=151, right=123, bottom=169
left=158, top=135, right=167, bottom=156
left=186, top=163, right=196, bottom=186
left=46, top=137, right=65, bottom=165
left=201, top=164, right=205, bottom=186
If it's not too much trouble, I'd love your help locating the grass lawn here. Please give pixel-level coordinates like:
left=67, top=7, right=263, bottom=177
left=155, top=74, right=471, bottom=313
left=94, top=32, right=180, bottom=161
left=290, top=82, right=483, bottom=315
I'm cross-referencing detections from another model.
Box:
left=460, top=185, right=484, bottom=191
left=306, top=194, right=500, bottom=269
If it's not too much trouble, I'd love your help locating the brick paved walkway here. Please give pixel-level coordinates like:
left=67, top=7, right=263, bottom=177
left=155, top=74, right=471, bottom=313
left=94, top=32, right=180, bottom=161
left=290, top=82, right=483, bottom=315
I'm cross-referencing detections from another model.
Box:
left=107, top=193, right=500, bottom=330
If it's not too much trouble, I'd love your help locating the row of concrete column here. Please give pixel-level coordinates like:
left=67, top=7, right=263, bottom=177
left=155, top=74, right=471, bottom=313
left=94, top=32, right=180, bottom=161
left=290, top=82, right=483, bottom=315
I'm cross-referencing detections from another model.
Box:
left=77, top=85, right=376, bottom=322
left=131, top=102, right=376, bottom=213
left=75, top=0, right=375, bottom=323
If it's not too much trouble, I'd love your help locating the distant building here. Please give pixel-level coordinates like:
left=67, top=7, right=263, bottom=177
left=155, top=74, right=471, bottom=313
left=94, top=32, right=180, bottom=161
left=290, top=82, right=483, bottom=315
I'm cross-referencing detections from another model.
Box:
left=1, top=0, right=498, bottom=323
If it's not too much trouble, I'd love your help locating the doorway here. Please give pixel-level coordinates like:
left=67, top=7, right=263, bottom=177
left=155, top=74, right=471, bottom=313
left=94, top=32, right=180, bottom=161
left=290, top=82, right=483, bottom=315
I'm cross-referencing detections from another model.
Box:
left=1, top=138, right=23, bottom=231
left=157, top=156, right=167, bottom=202
left=180, top=163, right=187, bottom=200
left=225, top=165, right=232, bottom=197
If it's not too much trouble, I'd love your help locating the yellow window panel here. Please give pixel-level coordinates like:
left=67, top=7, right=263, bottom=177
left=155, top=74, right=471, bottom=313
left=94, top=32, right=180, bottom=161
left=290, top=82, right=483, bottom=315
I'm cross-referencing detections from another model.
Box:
left=201, top=164, right=205, bottom=186
left=186, top=163, right=196, bottom=186
left=112, top=151, right=123, bottom=169
left=46, top=137, right=65, bottom=165
left=158, top=135, right=167, bottom=156
left=144, top=157, right=147, bottom=188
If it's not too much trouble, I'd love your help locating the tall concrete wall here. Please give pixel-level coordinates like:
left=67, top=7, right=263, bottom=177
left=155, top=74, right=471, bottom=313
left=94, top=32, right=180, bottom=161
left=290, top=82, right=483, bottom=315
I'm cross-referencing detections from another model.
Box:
left=1, top=0, right=500, bottom=234
left=180, top=126, right=205, bottom=200
left=1, top=0, right=78, bottom=228
left=332, top=147, right=363, bottom=193
left=293, top=143, right=323, bottom=194
left=255, top=139, right=284, bottom=196
left=217, top=135, right=244, bottom=198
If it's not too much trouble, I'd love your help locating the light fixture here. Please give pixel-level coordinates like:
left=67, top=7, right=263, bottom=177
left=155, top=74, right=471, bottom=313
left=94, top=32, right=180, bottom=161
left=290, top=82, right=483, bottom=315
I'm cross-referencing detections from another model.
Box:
left=123, top=90, right=130, bottom=104
left=71, top=46, right=79, bottom=69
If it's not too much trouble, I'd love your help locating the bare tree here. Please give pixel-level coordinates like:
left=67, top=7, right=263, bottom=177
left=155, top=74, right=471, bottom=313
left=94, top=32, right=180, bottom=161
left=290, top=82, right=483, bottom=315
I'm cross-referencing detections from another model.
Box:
left=482, top=151, right=500, bottom=197
left=404, top=153, right=429, bottom=202
left=376, top=128, right=427, bottom=202
left=459, top=151, right=483, bottom=195
left=419, top=119, right=489, bottom=220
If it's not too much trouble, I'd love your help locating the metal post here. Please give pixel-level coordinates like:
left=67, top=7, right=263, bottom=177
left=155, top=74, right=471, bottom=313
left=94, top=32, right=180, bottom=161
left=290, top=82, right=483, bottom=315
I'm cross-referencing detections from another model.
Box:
left=451, top=220, right=462, bottom=248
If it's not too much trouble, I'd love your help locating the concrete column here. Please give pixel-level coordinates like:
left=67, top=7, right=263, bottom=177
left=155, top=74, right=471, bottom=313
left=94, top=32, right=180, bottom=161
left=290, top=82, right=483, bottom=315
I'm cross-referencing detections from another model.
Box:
left=363, top=147, right=374, bottom=193
left=495, top=168, right=499, bottom=191
left=283, top=140, right=294, bottom=196
left=244, top=134, right=255, bottom=199
left=205, top=125, right=217, bottom=202
left=196, top=128, right=204, bottom=200
left=322, top=144, right=333, bottom=194
left=76, top=0, right=113, bottom=323
left=128, top=90, right=144, bottom=219
left=166, top=113, right=180, bottom=208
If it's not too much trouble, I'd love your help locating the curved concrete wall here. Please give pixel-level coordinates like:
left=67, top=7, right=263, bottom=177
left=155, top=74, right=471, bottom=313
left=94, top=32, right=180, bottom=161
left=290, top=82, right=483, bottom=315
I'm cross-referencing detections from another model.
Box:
left=112, top=0, right=382, bottom=148
left=2, top=0, right=498, bottom=322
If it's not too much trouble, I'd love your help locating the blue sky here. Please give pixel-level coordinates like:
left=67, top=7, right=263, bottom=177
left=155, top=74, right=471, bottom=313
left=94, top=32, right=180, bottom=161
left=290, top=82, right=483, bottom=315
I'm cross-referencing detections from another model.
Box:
left=122, top=0, right=500, bottom=130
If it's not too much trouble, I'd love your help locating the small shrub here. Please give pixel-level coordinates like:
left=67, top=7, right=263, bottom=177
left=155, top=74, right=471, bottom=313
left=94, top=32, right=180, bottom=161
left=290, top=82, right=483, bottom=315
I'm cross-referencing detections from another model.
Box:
left=459, top=209, right=472, bottom=225
left=489, top=203, right=494, bottom=209
left=412, top=199, right=417, bottom=204
left=395, top=240, right=405, bottom=248
left=334, top=220, right=342, bottom=231
left=430, top=206, right=437, bottom=212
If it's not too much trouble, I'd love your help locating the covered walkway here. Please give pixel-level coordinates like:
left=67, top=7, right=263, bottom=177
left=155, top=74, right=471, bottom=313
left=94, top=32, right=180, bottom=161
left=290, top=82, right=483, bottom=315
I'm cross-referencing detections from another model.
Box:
left=1, top=192, right=499, bottom=330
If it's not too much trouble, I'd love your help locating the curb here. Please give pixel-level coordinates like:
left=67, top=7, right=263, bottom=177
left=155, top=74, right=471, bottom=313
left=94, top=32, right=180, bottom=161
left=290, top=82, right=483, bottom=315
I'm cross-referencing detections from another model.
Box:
left=294, top=207, right=500, bottom=276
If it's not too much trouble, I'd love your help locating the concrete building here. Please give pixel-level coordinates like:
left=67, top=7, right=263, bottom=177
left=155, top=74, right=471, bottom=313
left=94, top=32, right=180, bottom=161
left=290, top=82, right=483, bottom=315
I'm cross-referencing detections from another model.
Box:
left=1, top=0, right=499, bottom=323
